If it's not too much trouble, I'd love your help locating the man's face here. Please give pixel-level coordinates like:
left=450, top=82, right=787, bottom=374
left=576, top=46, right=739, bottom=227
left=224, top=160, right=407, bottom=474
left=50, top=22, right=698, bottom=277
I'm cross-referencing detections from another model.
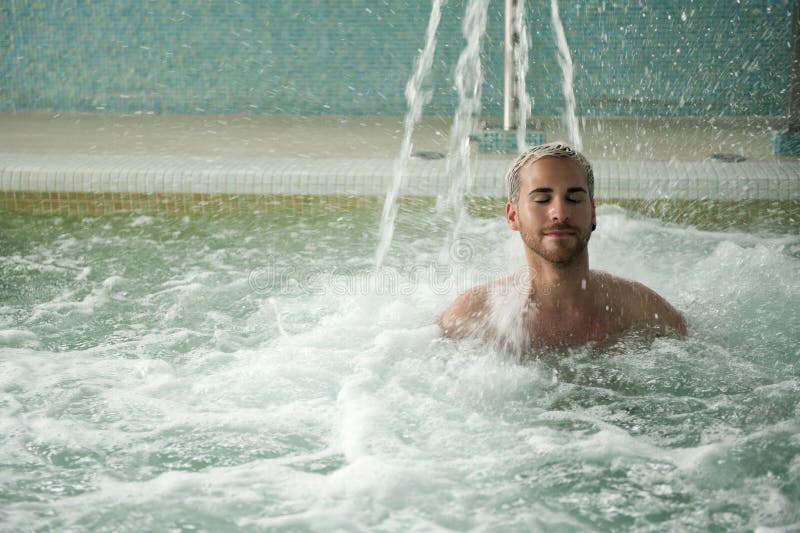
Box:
left=506, top=156, right=596, bottom=265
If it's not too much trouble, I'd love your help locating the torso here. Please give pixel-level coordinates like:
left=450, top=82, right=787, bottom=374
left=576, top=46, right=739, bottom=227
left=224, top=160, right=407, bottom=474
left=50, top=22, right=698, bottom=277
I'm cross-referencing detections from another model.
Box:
left=482, top=271, right=659, bottom=351
left=525, top=296, right=631, bottom=348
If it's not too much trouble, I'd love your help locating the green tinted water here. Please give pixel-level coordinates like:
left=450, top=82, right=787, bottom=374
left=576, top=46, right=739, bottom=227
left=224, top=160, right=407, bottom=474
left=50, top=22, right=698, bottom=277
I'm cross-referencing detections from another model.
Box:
left=1, top=201, right=799, bottom=531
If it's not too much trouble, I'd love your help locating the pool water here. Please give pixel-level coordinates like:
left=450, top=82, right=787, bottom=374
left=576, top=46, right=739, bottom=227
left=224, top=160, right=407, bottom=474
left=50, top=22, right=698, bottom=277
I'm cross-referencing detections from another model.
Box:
left=1, top=200, right=799, bottom=531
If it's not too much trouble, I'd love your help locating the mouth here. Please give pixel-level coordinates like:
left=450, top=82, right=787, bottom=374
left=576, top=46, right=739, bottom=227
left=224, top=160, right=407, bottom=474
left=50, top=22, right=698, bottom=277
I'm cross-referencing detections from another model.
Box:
left=543, top=227, right=578, bottom=238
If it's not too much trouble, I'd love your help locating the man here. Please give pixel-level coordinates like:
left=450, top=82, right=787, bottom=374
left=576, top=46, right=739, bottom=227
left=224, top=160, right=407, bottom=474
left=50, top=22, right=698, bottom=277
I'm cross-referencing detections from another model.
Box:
left=439, top=142, right=686, bottom=352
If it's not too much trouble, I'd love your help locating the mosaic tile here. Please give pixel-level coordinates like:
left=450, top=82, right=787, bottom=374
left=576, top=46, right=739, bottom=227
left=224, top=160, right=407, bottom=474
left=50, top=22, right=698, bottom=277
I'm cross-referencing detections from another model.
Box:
left=1, top=1, right=793, bottom=116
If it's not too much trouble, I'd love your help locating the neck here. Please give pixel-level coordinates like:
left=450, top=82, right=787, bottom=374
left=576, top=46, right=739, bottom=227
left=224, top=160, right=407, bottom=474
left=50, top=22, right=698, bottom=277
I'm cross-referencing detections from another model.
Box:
left=524, top=250, right=591, bottom=304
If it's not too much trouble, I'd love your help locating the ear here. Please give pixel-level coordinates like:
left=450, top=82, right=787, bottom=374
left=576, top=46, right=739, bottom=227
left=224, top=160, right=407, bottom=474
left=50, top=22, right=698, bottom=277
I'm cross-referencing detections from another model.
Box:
left=591, top=199, right=597, bottom=230
left=506, top=201, right=520, bottom=231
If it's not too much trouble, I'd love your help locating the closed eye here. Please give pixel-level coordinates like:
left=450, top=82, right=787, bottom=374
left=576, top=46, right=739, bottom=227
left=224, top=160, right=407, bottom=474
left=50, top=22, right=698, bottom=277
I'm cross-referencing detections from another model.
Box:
left=567, top=192, right=587, bottom=203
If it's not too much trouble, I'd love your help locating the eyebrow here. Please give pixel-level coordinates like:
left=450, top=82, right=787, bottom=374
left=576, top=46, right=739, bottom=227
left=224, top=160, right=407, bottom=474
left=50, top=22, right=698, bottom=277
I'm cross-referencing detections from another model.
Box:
left=528, top=187, right=588, bottom=195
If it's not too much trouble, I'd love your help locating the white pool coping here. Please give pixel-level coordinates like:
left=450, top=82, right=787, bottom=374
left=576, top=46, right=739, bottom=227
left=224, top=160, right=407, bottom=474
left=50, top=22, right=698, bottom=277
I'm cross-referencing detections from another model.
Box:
left=1, top=153, right=798, bottom=200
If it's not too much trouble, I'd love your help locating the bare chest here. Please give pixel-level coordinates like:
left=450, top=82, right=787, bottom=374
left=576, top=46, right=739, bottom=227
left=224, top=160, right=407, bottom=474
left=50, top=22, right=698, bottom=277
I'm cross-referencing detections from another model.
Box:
left=526, top=302, right=632, bottom=348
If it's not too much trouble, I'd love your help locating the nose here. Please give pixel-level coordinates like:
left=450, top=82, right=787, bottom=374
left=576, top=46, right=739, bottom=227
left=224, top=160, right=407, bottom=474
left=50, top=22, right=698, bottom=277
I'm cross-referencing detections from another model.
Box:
left=548, top=197, right=569, bottom=222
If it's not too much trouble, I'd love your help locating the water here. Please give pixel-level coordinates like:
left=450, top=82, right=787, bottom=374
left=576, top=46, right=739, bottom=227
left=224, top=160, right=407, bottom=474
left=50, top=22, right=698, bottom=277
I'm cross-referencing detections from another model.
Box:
left=374, top=0, right=443, bottom=270
left=514, top=0, right=532, bottom=152
left=443, top=0, right=490, bottom=236
left=377, top=0, right=487, bottom=269
left=1, top=201, right=799, bottom=531
left=551, top=0, right=582, bottom=150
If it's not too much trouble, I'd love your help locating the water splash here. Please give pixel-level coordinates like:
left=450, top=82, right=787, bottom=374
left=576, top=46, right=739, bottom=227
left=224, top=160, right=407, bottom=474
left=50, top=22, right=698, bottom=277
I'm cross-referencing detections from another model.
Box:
left=268, top=297, right=288, bottom=337
left=375, top=0, right=443, bottom=270
left=551, top=0, right=582, bottom=150
left=443, top=0, right=490, bottom=252
left=514, top=0, right=532, bottom=152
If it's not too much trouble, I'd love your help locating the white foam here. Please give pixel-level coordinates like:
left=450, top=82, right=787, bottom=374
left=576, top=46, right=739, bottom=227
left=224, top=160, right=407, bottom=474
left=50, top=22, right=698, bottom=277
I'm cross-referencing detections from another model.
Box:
left=0, top=328, right=39, bottom=347
left=129, top=215, right=155, bottom=227
left=28, top=275, right=123, bottom=321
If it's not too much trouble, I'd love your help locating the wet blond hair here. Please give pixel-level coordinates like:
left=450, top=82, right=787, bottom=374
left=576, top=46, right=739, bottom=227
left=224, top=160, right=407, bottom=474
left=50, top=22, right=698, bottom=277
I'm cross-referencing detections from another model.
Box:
left=505, top=142, right=594, bottom=204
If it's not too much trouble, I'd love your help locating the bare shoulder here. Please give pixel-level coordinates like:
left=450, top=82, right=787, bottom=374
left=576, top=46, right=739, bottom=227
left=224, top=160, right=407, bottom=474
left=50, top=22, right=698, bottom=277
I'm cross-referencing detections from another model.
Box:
left=439, top=276, right=515, bottom=339
left=593, top=271, right=687, bottom=337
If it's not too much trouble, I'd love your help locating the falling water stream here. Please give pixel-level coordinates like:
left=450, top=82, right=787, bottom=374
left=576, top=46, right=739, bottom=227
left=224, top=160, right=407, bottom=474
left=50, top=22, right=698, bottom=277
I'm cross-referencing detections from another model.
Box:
left=514, top=0, right=532, bottom=152
left=551, top=0, right=582, bottom=149
left=443, top=0, right=490, bottom=223
left=374, top=0, right=443, bottom=270
left=376, top=0, right=489, bottom=268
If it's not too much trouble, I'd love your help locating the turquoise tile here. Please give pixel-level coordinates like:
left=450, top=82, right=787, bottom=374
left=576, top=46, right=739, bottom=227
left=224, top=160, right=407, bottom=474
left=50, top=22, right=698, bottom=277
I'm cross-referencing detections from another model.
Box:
left=0, top=1, right=793, bottom=116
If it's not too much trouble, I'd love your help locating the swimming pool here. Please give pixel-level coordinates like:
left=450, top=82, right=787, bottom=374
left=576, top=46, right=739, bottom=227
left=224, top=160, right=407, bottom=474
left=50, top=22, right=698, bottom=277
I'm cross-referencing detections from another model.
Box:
left=1, top=198, right=798, bottom=530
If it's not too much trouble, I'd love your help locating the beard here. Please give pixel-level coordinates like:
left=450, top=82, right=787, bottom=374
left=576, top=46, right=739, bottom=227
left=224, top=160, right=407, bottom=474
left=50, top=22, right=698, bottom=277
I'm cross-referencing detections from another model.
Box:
left=519, top=223, right=591, bottom=266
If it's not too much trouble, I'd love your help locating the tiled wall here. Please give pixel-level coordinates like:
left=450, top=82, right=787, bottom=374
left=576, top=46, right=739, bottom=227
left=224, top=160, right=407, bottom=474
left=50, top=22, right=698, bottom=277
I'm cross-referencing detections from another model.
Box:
left=1, top=1, right=794, bottom=116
